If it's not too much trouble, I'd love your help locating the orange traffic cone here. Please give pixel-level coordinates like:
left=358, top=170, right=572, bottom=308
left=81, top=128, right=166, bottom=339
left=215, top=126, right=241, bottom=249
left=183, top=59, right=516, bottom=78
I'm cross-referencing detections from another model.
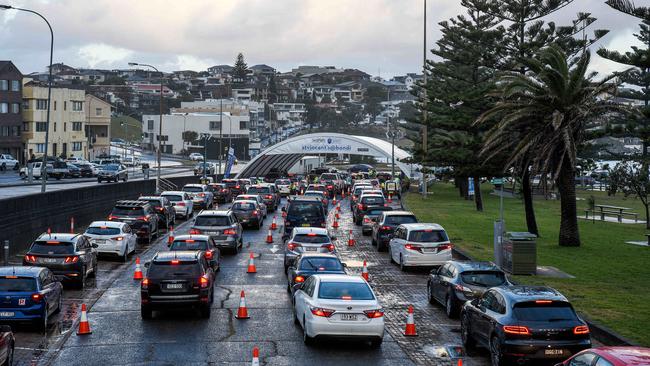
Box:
left=348, top=230, right=355, bottom=246
left=457, top=360, right=463, bottom=366
left=133, top=257, right=143, bottom=280
left=332, top=216, right=339, bottom=229
left=336, top=202, right=341, bottom=212
left=251, top=346, right=260, bottom=366
left=235, top=290, right=250, bottom=319
left=341, top=190, right=346, bottom=199
left=247, top=253, right=257, bottom=273
left=388, top=193, right=393, bottom=203
left=403, top=305, right=418, bottom=336
left=271, top=216, right=277, bottom=230
left=335, top=212, right=340, bottom=220
left=70, top=217, right=75, bottom=233
left=76, top=303, right=92, bottom=335
left=265, top=229, right=273, bottom=243
left=333, top=196, right=337, bottom=205
left=168, top=226, right=175, bottom=244
left=361, top=260, right=369, bottom=280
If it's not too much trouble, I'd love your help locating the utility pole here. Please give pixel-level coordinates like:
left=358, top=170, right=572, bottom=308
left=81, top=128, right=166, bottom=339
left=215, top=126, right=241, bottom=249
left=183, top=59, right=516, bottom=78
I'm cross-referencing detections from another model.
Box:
left=218, top=99, right=223, bottom=176
left=201, top=133, right=209, bottom=182
left=421, top=0, right=428, bottom=196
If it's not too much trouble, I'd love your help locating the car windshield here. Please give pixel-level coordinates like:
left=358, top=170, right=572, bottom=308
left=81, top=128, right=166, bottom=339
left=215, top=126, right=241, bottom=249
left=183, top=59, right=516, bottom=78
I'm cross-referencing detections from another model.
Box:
left=162, top=195, right=182, bottom=202
left=354, top=187, right=371, bottom=195
left=385, top=215, right=417, bottom=225
left=293, top=234, right=330, bottom=244
left=248, top=187, right=271, bottom=194
left=288, top=202, right=323, bottom=218
left=169, top=240, right=209, bottom=251
left=183, top=186, right=203, bottom=193
left=86, top=227, right=121, bottom=236
left=232, top=202, right=255, bottom=210
left=513, top=301, right=578, bottom=321
left=361, top=196, right=384, bottom=205
left=194, top=216, right=230, bottom=226
left=112, top=207, right=145, bottom=216
left=460, top=271, right=507, bottom=287
left=0, top=278, right=37, bottom=292
left=148, top=262, right=200, bottom=279
left=104, top=164, right=119, bottom=171
left=299, top=257, right=342, bottom=271
left=31, top=241, right=75, bottom=254
left=318, top=282, right=374, bottom=300
left=408, top=230, right=448, bottom=242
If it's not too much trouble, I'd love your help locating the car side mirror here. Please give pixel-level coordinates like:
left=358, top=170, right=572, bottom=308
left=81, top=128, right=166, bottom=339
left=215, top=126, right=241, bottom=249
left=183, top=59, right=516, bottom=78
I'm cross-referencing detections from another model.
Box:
left=281, top=207, right=286, bottom=212
left=144, top=262, right=151, bottom=268
left=342, top=263, right=348, bottom=268
left=91, top=243, right=99, bottom=248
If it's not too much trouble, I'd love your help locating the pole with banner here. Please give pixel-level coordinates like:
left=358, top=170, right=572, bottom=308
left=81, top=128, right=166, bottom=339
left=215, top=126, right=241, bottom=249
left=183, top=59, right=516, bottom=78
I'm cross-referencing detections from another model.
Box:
left=468, top=177, right=475, bottom=198
left=491, top=177, right=505, bottom=267
left=224, top=147, right=236, bottom=178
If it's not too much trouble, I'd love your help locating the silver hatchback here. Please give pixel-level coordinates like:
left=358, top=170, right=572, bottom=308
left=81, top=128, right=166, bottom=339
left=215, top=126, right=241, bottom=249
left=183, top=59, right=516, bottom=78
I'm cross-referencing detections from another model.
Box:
left=190, top=210, right=243, bottom=254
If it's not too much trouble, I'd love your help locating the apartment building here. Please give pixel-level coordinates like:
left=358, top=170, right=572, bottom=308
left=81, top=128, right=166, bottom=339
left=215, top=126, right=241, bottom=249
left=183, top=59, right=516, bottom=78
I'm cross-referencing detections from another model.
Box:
left=85, top=94, right=112, bottom=159
left=0, top=61, right=23, bottom=162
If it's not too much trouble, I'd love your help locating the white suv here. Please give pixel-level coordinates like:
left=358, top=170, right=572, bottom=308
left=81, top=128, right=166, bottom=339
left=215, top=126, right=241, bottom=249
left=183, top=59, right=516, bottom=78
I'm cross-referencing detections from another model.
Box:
left=84, top=221, right=137, bottom=261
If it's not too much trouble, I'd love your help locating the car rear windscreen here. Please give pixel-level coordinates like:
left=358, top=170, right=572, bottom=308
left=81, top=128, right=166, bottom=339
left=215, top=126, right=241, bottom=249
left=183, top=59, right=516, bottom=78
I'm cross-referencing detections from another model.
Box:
left=112, top=207, right=145, bottom=216
left=170, top=241, right=209, bottom=251
left=183, top=186, right=203, bottom=193
left=195, top=216, right=230, bottom=226
left=299, top=257, right=342, bottom=271
left=148, top=262, right=200, bottom=279
left=247, top=187, right=271, bottom=194
left=31, top=241, right=75, bottom=254
left=385, top=215, right=418, bottom=225
left=223, top=180, right=238, bottom=188
left=140, top=199, right=162, bottom=207
left=318, top=282, right=374, bottom=300
left=86, top=227, right=121, bottom=236
left=293, top=234, right=330, bottom=244
left=368, top=208, right=392, bottom=216
left=0, top=277, right=37, bottom=292
left=233, top=202, right=256, bottom=210
left=320, top=174, right=337, bottom=180
left=513, top=301, right=578, bottom=321
left=408, top=230, right=448, bottom=242
left=275, top=180, right=290, bottom=185
left=361, top=196, right=384, bottom=205
left=288, top=202, right=323, bottom=218
left=162, top=195, right=182, bottom=202
left=460, top=271, right=507, bottom=287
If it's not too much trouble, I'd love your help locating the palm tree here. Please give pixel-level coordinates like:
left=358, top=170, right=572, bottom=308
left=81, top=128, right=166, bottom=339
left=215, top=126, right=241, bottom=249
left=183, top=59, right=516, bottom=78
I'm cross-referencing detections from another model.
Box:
left=477, top=45, right=621, bottom=247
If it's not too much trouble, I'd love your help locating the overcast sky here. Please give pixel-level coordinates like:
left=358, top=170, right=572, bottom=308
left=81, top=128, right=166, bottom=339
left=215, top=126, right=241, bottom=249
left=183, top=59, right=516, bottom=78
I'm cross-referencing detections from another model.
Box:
left=0, top=0, right=644, bottom=77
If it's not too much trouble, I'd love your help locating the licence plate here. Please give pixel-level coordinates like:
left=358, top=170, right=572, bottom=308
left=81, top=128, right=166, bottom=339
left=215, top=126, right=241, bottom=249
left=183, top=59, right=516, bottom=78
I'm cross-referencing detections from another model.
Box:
left=422, top=248, right=437, bottom=253
left=165, top=283, right=184, bottom=289
left=340, top=314, right=357, bottom=321
left=0, top=312, right=14, bottom=317
left=94, top=239, right=106, bottom=244
left=305, top=247, right=317, bottom=252
left=301, top=223, right=310, bottom=227
left=544, top=349, right=563, bottom=356
left=42, top=258, right=57, bottom=263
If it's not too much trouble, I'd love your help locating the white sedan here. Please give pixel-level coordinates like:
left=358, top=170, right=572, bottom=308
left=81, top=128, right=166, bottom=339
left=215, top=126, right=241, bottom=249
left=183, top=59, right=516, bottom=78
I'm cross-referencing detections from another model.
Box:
left=293, top=274, right=384, bottom=348
left=161, top=191, right=194, bottom=219
left=388, top=223, right=453, bottom=270
left=84, top=221, right=137, bottom=261
left=189, top=153, right=204, bottom=161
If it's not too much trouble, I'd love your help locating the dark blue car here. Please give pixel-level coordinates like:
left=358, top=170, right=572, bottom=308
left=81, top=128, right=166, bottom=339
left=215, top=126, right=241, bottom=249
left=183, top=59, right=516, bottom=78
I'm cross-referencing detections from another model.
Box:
left=0, top=266, right=63, bottom=331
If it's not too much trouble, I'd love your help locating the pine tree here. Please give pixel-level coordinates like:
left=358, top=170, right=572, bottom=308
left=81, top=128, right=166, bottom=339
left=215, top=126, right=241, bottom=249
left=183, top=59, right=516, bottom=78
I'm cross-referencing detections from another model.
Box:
left=232, top=53, right=248, bottom=84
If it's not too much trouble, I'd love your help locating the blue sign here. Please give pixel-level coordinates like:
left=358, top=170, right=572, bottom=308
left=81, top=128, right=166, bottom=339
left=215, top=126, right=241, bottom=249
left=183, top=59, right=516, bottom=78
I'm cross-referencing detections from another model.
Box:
left=224, top=148, right=236, bottom=178
left=468, top=177, right=475, bottom=196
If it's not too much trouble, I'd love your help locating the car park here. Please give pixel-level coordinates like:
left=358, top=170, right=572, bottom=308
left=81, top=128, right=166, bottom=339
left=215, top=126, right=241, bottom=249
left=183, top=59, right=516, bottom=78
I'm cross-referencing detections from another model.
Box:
left=222, top=178, right=244, bottom=196
left=283, top=227, right=335, bottom=272
left=161, top=191, right=194, bottom=219
left=190, top=210, right=243, bottom=254
left=275, top=179, right=292, bottom=196
left=183, top=184, right=214, bottom=210
left=293, top=274, right=384, bottom=348
left=246, top=184, right=280, bottom=211
left=371, top=211, right=418, bottom=251
left=97, top=164, right=128, bottom=183
left=361, top=207, right=393, bottom=236
left=0, top=324, right=14, bottom=364
left=461, top=286, right=591, bottom=365
left=0, top=266, right=63, bottom=331
left=23, top=233, right=98, bottom=288
left=283, top=196, right=327, bottom=238
left=352, top=194, right=386, bottom=225
left=140, top=251, right=215, bottom=319
left=231, top=200, right=264, bottom=229
left=557, top=346, right=650, bottom=366
left=428, top=261, right=510, bottom=318
left=210, top=183, right=233, bottom=203
left=109, top=200, right=159, bottom=243
left=168, top=235, right=220, bottom=271
left=287, top=253, right=346, bottom=294
left=84, top=221, right=137, bottom=261
left=388, top=223, right=452, bottom=270
left=138, top=196, right=175, bottom=229
left=189, top=153, right=204, bottom=161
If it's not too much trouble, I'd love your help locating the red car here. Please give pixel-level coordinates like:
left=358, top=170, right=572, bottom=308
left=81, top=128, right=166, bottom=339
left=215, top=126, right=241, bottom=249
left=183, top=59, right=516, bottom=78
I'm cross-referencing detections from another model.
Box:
left=557, top=347, right=650, bottom=366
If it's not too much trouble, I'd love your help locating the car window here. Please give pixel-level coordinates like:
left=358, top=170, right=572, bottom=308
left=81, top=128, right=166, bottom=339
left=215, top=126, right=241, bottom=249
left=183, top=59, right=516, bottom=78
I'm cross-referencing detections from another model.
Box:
left=86, top=226, right=121, bottom=236
left=31, top=241, right=75, bottom=254
left=195, top=216, right=230, bottom=226
left=288, top=202, right=323, bottom=218
left=385, top=215, right=417, bottom=225
left=513, top=301, right=579, bottom=321
left=293, top=234, right=330, bottom=244
left=233, top=202, right=256, bottom=210
left=481, top=290, right=499, bottom=312
left=494, top=293, right=506, bottom=314
left=318, top=282, right=375, bottom=300
left=299, top=257, right=342, bottom=271
left=302, top=276, right=316, bottom=297
left=112, top=207, right=145, bottom=216
left=461, top=271, right=507, bottom=287
left=162, top=194, right=182, bottom=202
left=0, top=277, right=38, bottom=291
left=148, top=262, right=201, bottom=279
left=594, top=358, right=614, bottom=366
left=247, top=186, right=271, bottom=194
left=361, top=196, right=384, bottom=205
left=169, top=240, right=209, bottom=251
left=569, top=353, right=597, bottom=366
left=408, top=230, right=448, bottom=243
left=183, top=186, right=204, bottom=193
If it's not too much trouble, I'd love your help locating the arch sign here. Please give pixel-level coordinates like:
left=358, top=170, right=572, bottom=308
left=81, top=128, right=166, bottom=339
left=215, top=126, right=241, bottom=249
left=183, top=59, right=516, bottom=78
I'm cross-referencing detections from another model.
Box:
left=236, top=133, right=420, bottom=178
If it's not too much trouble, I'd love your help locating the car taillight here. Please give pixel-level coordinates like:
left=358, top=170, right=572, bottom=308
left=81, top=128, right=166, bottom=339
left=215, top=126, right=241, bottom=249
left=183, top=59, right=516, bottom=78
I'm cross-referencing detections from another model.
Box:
left=223, top=229, right=236, bottom=235
left=252, top=210, right=259, bottom=216
left=156, top=207, right=164, bottom=212
left=177, top=202, right=186, bottom=207
left=64, top=256, right=79, bottom=263
left=111, top=236, right=124, bottom=241
left=205, top=250, right=214, bottom=260
left=221, top=189, right=228, bottom=193
left=189, top=229, right=201, bottom=234
left=573, top=325, right=590, bottom=335
left=294, top=275, right=305, bottom=283
left=327, top=185, right=333, bottom=189
left=404, top=243, right=422, bottom=253
left=357, top=203, right=363, bottom=209
left=199, top=193, right=206, bottom=197
left=24, top=255, right=37, bottom=263
left=454, top=284, right=473, bottom=293
left=310, top=307, right=335, bottom=317
left=380, top=226, right=391, bottom=231
left=108, top=215, right=118, bottom=220
left=265, top=195, right=272, bottom=199
left=31, top=293, right=43, bottom=303
left=363, top=217, right=371, bottom=223
left=137, top=216, right=149, bottom=222
left=235, top=185, right=240, bottom=189
left=199, top=275, right=210, bottom=288
left=438, top=243, right=453, bottom=251
left=503, top=325, right=531, bottom=335
left=364, top=309, right=384, bottom=318
left=141, top=278, right=149, bottom=289
left=321, top=243, right=335, bottom=252
left=287, top=242, right=301, bottom=251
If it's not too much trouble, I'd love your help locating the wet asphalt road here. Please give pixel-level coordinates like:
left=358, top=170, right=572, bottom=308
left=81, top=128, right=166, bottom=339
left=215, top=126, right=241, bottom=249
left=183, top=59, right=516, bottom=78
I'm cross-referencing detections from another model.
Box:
left=13, top=194, right=493, bottom=366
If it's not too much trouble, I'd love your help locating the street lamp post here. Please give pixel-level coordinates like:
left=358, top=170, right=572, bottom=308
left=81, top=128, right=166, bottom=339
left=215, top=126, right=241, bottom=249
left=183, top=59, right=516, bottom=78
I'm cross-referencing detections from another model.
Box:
left=422, top=0, right=428, bottom=196
left=128, top=62, right=163, bottom=191
left=2, top=5, right=54, bottom=193
left=200, top=133, right=210, bottom=182
left=120, top=121, right=128, bottom=161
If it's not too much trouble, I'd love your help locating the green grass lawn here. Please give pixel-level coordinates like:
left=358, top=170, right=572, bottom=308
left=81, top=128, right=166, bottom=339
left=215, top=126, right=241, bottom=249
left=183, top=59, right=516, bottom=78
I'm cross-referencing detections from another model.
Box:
left=405, top=183, right=650, bottom=346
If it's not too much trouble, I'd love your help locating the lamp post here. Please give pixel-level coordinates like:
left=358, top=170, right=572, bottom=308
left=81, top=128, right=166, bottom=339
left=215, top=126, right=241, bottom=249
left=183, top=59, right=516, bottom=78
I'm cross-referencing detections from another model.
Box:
left=421, top=0, right=428, bottom=196
left=2, top=5, right=54, bottom=193
left=128, top=62, right=163, bottom=191
left=120, top=120, right=128, bottom=161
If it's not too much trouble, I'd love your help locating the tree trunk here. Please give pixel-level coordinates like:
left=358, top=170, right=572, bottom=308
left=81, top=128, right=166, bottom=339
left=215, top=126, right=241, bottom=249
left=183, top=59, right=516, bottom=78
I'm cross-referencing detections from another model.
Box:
left=521, top=169, right=539, bottom=236
left=458, top=176, right=468, bottom=198
left=645, top=203, right=650, bottom=230
left=557, top=161, right=580, bottom=247
left=474, top=176, right=483, bottom=212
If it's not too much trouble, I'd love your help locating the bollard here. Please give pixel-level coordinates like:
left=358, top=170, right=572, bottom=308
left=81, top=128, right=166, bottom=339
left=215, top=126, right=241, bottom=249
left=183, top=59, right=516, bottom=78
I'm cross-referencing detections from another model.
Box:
left=3, top=240, right=9, bottom=266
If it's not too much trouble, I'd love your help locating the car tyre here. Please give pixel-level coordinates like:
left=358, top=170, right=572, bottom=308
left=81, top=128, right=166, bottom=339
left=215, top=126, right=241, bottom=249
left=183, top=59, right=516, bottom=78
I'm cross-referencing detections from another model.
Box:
left=369, top=338, right=383, bottom=349
left=141, top=305, right=153, bottom=320
left=427, top=282, right=435, bottom=305
left=53, top=295, right=63, bottom=314
left=78, top=267, right=86, bottom=289
left=490, top=336, right=505, bottom=366
left=122, top=248, right=129, bottom=262
left=37, top=308, right=48, bottom=332
left=302, top=316, right=314, bottom=346
left=199, top=303, right=211, bottom=318
left=377, top=240, right=387, bottom=252
left=399, top=255, right=407, bottom=272
left=388, top=246, right=395, bottom=264
left=445, top=292, right=460, bottom=318
left=371, top=236, right=377, bottom=246
left=461, top=314, right=476, bottom=350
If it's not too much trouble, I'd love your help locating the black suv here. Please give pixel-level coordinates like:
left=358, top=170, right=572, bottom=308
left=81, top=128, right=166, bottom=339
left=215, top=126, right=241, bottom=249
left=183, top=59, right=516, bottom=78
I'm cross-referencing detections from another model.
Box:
left=371, top=211, right=418, bottom=251
left=109, top=200, right=159, bottom=243
left=222, top=179, right=244, bottom=196
left=141, top=251, right=215, bottom=319
left=23, top=233, right=98, bottom=288
left=460, top=286, right=591, bottom=365
left=353, top=194, right=386, bottom=225
left=283, top=196, right=327, bottom=239
left=138, top=196, right=175, bottom=229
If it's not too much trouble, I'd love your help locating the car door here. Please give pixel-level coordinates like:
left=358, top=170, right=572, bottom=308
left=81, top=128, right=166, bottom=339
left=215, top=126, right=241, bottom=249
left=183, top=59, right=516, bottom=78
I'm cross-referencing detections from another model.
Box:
left=124, top=225, right=135, bottom=254
left=184, top=193, right=193, bottom=213
left=293, top=276, right=312, bottom=322
left=373, top=213, right=385, bottom=240
left=231, top=213, right=242, bottom=237
left=389, top=227, right=402, bottom=262
left=439, top=265, right=457, bottom=301
left=430, top=264, right=448, bottom=302
left=474, top=290, right=499, bottom=344
left=38, top=271, right=55, bottom=314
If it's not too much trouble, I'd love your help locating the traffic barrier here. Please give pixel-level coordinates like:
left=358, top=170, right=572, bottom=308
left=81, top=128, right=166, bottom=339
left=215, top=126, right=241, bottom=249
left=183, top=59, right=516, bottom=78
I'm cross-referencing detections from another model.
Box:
left=133, top=257, right=143, bottom=280
left=361, top=260, right=369, bottom=281
left=70, top=217, right=75, bottom=233
left=168, top=226, right=175, bottom=245
left=251, top=346, right=260, bottom=366
left=332, top=216, right=339, bottom=229
left=348, top=230, right=355, bottom=246
left=265, top=229, right=273, bottom=243
left=247, top=252, right=257, bottom=273
left=271, top=216, right=277, bottom=230
left=403, top=305, right=418, bottom=336
left=235, top=290, right=250, bottom=319
left=76, top=303, right=92, bottom=335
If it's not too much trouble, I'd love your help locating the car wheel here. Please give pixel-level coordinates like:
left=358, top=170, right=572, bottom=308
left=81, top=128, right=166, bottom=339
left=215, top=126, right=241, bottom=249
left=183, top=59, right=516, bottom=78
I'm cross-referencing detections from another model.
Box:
left=78, top=268, right=86, bottom=289
left=399, top=255, right=406, bottom=272
left=445, top=292, right=460, bottom=318
left=257, top=221, right=261, bottom=230
left=122, top=248, right=129, bottom=262
left=461, top=314, right=476, bottom=350
left=427, top=283, right=435, bottom=305
left=388, top=246, right=395, bottom=264
left=19, top=172, right=26, bottom=179
left=490, top=336, right=504, bottom=366
left=371, top=237, right=377, bottom=246
left=88, top=260, right=97, bottom=278
left=141, top=305, right=153, bottom=320
left=0, top=163, right=5, bottom=171
left=369, top=338, right=383, bottom=349
left=293, top=304, right=300, bottom=325
left=377, top=240, right=387, bottom=252
left=2, top=341, right=13, bottom=366
left=199, top=303, right=211, bottom=318
left=37, top=308, right=48, bottom=332
left=303, top=316, right=314, bottom=346
left=286, top=281, right=292, bottom=293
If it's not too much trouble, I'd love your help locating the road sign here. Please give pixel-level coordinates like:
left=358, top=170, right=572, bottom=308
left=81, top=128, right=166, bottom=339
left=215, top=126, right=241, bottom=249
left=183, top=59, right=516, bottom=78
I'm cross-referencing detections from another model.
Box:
left=491, top=178, right=504, bottom=185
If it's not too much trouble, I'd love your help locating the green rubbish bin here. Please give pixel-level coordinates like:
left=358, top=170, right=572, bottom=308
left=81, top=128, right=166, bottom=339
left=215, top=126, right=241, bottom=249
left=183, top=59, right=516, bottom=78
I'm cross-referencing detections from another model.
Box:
left=502, top=232, right=537, bottom=275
